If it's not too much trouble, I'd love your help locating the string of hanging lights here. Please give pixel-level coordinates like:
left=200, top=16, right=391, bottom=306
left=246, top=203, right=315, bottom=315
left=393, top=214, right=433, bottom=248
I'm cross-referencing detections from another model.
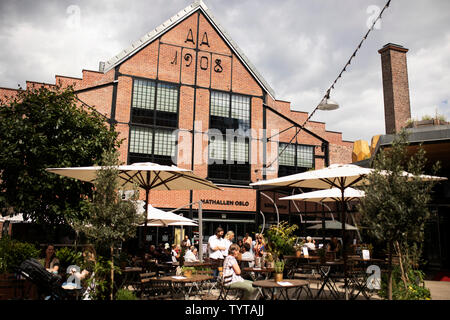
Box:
left=266, top=0, right=392, bottom=171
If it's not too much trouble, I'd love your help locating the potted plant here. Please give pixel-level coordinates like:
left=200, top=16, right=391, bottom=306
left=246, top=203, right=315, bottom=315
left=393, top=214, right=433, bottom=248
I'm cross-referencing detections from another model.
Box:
left=264, top=222, right=299, bottom=282
left=274, top=260, right=285, bottom=282
left=181, top=266, right=195, bottom=278
left=265, top=222, right=298, bottom=260
left=264, top=252, right=274, bottom=268
left=293, top=240, right=305, bottom=258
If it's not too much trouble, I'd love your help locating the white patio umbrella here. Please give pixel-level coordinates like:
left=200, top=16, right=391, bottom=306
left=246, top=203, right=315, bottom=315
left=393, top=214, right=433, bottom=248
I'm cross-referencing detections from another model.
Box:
left=143, top=204, right=197, bottom=227
left=252, top=163, right=446, bottom=299
left=47, top=162, right=220, bottom=241
left=251, top=164, right=444, bottom=190
left=280, top=187, right=365, bottom=202
left=280, top=187, right=365, bottom=241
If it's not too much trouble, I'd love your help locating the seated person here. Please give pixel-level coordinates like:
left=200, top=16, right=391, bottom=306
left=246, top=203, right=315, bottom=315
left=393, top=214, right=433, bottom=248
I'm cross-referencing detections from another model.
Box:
left=223, top=244, right=258, bottom=300
left=43, top=244, right=60, bottom=274
left=184, top=246, right=199, bottom=263
left=160, top=248, right=173, bottom=263
left=303, top=236, right=316, bottom=251
left=240, top=243, right=255, bottom=267
left=326, top=236, right=342, bottom=258
left=171, top=244, right=180, bottom=263
left=148, top=245, right=160, bottom=259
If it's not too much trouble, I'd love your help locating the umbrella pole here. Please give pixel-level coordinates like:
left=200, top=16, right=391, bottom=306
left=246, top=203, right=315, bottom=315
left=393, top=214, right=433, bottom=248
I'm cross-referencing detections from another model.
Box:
left=143, top=188, right=149, bottom=251
left=198, top=201, right=203, bottom=263
left=341, top=186, right=348, bottom=300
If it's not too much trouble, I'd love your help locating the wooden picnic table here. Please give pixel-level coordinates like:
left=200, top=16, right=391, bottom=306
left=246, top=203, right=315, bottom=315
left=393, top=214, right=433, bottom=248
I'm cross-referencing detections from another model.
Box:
left=252, top=279, right=311, bottom=300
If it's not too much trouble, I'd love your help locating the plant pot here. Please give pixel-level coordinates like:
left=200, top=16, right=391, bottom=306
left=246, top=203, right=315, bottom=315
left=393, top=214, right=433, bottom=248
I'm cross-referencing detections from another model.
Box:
left=295, top=250, right=302, bottom=258
left=266, top=261, right=274, bottom=269
left=274, top=273, right=283, bottom=282
left=183, top=270, right=193, bottom=278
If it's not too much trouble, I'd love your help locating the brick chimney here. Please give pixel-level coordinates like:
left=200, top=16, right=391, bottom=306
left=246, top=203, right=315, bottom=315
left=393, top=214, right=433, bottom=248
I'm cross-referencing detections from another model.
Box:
left=378, top=43, right=411, bottom=134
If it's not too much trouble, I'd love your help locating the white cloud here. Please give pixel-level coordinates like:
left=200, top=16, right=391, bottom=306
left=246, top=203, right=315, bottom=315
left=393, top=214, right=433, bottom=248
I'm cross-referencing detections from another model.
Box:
left=0, top=0, right=449, bottom=142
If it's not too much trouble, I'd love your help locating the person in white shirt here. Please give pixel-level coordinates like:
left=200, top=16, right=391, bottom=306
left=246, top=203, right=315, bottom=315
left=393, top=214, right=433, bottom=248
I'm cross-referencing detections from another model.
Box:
left=171, top=244, right=180, bottom=263
left=303, top=236, right=316, bottom=251
left=208, top=227, right=226, bottom=275
left=223, top=231, right=234, bottom=257
left=181, top=235, right=191, bottom=250
left=184, top=246, right=199, bottom=263
left=240, top=243, right=255, bottom=268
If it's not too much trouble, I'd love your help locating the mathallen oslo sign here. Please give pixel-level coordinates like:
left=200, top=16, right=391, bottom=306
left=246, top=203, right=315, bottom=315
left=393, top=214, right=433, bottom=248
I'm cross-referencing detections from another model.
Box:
left=200, top=199, right=250, bottom=207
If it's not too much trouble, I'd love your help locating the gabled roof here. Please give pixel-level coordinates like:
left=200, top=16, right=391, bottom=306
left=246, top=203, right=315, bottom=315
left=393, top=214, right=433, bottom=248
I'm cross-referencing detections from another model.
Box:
left=100, top=0, right=275, bottom=99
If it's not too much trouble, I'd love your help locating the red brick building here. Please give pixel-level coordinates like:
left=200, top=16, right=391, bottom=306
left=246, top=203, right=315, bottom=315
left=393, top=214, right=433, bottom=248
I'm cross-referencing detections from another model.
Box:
left=0, top=1, right=353, bottom=240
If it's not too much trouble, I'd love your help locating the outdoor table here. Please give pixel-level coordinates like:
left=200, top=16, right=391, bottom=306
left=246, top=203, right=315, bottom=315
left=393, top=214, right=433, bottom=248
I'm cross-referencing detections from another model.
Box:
left=156, top=263, right=178, bottom=276
left=62, top=284, right=83, bottom=300
left=284, top=255, right=320, bottom=260
left=183, top=261, right=215, bottom=268
left=252, top=279, right=310, bottom=300
left=158, top=274, right=214, bottom=299
left=283, top=255, right=320, bottom=278
left=242, top=267, right=274, bottom=281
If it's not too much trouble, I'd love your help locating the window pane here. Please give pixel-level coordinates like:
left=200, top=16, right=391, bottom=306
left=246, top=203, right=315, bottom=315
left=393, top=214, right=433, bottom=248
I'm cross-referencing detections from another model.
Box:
left=278, top=143, right=296, bottom=166
left=211, top=91, right=230, bottom=118
left=154, top=129, right=176, bottom=156
left=132, top=79, right=156, bottom=110
left=156, top=83, right=178, bottom=113
left=209, top=136, right=227, bottom=160
left=297, top=145, right=314, bottom=168
left=231, top=94, right=250, bottom=121
left=230, top=137, right=249, bottom=163
left=129, top=126, right=152, bottom=154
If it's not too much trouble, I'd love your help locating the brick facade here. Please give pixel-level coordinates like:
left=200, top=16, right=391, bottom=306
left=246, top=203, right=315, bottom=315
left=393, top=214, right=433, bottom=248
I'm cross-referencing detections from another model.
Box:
left=0, top=5, right=353, bottom=230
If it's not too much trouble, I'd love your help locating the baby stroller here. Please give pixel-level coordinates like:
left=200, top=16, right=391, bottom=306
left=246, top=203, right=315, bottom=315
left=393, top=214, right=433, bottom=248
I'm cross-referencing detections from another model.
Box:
left=18, top=258, right=69, bottom=300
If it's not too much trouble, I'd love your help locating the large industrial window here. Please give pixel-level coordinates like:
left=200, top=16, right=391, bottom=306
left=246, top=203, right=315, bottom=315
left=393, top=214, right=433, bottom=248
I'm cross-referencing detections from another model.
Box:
left=128, top=126, right=176, bottom=166
left=131, top=79, right=178, bottom=128
left=129, top=78, right=179, bottom=166
left=208, top=91, right=251, bottom=183
left=210, top=91, right=250, bottom=133
left=208, top=135, right=250, bottom=183
left=278, top=143, right=314, bottom=177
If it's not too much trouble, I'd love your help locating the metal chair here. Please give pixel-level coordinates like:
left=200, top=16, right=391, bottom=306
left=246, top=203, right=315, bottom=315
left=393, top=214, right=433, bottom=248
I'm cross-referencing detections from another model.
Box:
left=217, top=275, right=243, bottom=300
left=141, top=278, right=172, bottom=300
left=195, top=269, right=217, bottom=297
left=137, top=272, right=156, bottom=298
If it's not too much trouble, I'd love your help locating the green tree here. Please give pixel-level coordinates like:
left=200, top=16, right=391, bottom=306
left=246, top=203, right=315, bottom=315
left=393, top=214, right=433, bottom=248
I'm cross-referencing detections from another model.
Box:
left=71, top=150, right=145, bottom=300
left=0, top=86, right=119, bottom=227
left=357, top=130, right=440, bottom=300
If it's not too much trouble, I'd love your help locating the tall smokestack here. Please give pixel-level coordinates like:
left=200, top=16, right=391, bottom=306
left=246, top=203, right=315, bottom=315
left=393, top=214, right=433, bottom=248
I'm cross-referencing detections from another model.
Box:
left=378, top=43, right=411, bottom=134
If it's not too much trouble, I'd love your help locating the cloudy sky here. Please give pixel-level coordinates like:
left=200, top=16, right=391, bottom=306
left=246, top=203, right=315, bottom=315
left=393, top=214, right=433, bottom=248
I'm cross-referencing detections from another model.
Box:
left=0, top=0, right=448, bottom=142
